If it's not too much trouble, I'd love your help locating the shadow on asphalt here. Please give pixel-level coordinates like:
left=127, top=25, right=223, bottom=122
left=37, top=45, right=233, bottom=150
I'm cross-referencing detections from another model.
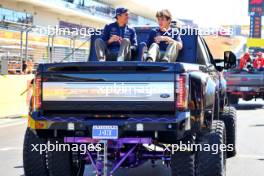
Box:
left=233, top=104, right=264, bottom=110
left=250, top=124, right=264, bottom=127
left=14, top=166, right=24, bottom=176
left=84, top=160, right=170, bottom=176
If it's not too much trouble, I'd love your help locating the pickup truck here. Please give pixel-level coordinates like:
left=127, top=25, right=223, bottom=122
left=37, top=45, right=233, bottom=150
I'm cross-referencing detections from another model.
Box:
left=249, top=47, right=264, bottom=57
left=224, top=68, right=264, bottom=104
left=23, top=27, right=237, bottom=176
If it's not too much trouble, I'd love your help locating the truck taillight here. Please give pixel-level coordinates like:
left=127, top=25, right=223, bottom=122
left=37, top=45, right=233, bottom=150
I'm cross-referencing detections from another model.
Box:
left=176, top=75, right=188, bottom=111
left=34, top=76, right=42, bottom=110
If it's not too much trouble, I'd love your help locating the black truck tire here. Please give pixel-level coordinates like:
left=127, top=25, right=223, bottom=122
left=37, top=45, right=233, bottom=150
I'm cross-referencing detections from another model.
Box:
left=228, top=95, right=239, bottom=105
left=196, top=120, right=226, bottom=176
left=220, top=106, right=237, bottom=158
left=23, top=128, right=49, bottom=176
left=171, top=135, right=195, bottom=176
left=47, top=139, right=85, bottom=176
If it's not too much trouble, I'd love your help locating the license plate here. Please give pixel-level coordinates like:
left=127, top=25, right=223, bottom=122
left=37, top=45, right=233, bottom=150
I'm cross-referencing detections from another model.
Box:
left=239, top=87, right=249, bottom=91
left=92, top=125, right=118, bottom=139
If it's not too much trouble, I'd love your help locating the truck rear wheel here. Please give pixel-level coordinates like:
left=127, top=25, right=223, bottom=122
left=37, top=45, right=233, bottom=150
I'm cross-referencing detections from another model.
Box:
left=220, top=106, right=237, bottom=158
left=23, top=128, right=48, bottom=176
left=196, top=120, right=226, bottom=176
left=170, top=135, right=195, bottom=176
left=47, top=139, right=85, bottom=176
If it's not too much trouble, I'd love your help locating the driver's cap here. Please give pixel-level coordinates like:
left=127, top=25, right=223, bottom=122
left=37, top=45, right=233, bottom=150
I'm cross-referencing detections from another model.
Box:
left=115, top=7, right=128, bottom=18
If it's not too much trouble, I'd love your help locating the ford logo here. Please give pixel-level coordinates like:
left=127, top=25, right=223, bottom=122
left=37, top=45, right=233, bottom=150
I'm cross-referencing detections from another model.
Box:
left=160, top=93, right=170, bottom=98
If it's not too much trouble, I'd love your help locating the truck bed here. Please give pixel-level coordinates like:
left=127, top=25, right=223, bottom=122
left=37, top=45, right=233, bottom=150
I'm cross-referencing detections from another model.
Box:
left=225, top=70, right=264, bottom=89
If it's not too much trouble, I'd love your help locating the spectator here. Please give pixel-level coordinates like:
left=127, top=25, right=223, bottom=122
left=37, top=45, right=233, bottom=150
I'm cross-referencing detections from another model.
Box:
left=239, top=53, right=252, bottom=69
left=253, top=52, right=264, bottom=69
left=22, top=60, right=27, bottom=74
left=26, top=59, right=34, bottom=74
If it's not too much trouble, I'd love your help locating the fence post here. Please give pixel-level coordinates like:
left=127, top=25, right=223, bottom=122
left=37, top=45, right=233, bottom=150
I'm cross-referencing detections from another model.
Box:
left=25, top=29, right=29, bottom=61
left=20, top=30, right=24, bottom=73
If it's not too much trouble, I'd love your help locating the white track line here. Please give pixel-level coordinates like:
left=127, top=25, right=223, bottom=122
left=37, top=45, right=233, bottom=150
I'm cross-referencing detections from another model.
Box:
left=0, top=120, right=26, bottom=128
left=236, top=154, right=264, bottom=159
left=0, top=147, right=22, bottom=151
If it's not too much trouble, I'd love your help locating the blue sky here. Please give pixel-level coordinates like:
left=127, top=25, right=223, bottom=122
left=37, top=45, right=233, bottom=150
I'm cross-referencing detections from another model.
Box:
left=134, top=0, right=250, bottom=27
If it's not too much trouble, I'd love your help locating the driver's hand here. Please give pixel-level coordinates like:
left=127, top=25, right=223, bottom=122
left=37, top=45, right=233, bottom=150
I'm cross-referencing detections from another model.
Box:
left=108, top=35, right=122, bottom=44
left=154, top=36, right=165, bottom=43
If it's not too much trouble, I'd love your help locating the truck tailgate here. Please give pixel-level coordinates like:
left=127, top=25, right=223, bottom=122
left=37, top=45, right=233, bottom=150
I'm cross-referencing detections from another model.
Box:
left=225, top=71, right=264, bottom=87
left=39, top=62, right=180, bottom=113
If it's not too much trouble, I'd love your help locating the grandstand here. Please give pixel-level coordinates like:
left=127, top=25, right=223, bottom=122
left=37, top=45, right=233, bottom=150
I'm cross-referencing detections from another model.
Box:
left=0, top=0, right=156, bottom=73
